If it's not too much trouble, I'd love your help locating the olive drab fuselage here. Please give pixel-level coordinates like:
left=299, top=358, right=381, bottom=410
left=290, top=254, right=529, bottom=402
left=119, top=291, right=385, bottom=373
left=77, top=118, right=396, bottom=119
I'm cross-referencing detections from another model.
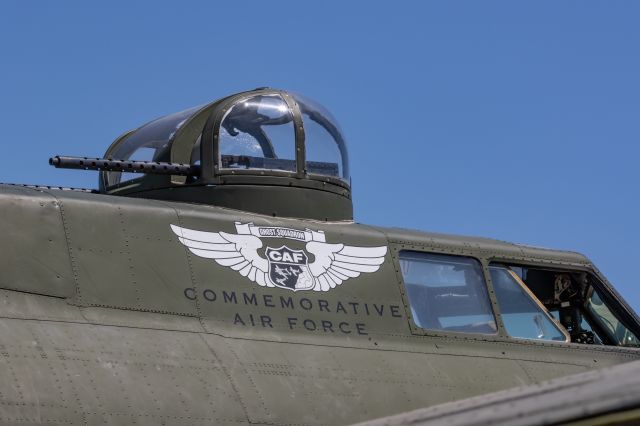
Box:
left=1, top=88, right=639, bottom=425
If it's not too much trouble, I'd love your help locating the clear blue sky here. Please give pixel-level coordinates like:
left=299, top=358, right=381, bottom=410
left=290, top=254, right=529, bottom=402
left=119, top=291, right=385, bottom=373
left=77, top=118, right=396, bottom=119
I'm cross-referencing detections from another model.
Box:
left=1, top=2, right=639, bottom=313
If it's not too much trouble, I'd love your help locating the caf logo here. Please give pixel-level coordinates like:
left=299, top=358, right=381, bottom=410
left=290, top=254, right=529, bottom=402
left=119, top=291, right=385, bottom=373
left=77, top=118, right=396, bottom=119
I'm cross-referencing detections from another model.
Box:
left=266, top=246, right=314, bottom=291
left=171, top=222, right=388, bottom=292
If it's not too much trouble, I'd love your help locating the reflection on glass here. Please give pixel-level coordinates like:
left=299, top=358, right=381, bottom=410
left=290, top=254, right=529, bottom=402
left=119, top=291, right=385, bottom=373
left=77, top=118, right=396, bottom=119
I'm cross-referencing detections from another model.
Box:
left=119, top=147, right=156, bottom=184
left=399, top=252, right=497, bottom=335
left=292, top=93, right=349, bottom=181
left=219, top=95, right=296, bottom=172
left=107, top=104, right=204, bottom=186
left=587, top=289, right=640, bottom=347
left=490, top=266, right=567, bottom=342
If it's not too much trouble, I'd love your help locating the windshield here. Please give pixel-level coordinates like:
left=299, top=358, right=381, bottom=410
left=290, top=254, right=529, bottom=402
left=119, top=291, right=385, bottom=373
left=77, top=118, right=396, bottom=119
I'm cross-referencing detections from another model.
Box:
left=587, top=289, right=640, bottom=347
left=490, top=266, right=568, bottom=342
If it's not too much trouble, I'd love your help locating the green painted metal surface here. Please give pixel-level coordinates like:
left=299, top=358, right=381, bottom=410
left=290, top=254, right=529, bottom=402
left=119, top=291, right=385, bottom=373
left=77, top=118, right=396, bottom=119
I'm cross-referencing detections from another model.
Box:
left=1, top=88, right=638, bottom=425
left=0, top=185, right=638, bottom=425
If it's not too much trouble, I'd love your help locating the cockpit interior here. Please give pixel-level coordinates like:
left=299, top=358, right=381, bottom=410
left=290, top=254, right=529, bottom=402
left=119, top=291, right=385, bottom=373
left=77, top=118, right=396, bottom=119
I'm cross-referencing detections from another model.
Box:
left=504, top=264, right=640, bottom=347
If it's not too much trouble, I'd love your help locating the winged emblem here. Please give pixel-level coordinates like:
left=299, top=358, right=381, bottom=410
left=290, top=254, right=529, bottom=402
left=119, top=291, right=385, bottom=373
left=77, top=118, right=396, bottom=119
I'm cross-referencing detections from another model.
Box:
left=170, top=223, right=388, bottom=292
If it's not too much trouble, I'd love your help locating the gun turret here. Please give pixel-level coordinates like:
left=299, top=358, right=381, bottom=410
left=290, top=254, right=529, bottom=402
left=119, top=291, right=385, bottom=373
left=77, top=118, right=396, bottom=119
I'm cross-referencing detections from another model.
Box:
left=45, top=88, right=352, bottom=220
left=49, top=156, right=199, bottom=176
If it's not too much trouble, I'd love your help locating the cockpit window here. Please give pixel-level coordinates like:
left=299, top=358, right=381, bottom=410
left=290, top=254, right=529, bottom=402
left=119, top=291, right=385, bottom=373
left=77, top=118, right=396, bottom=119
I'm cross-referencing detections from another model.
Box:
left=588, top=289, right=640, bottom=347
left=399, top=251, right=497, bottom=335
left=219, top=94, right=296, bottom=172
left=293, top=93, right=349, bottom=182
left=489, top=266, right=568, bottom=342
left=490, top=262, right=639, bottom=347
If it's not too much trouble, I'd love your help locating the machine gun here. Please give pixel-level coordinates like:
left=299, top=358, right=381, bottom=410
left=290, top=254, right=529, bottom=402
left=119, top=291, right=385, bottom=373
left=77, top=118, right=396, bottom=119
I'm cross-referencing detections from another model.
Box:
left=49, top=156, right=200, bottom=176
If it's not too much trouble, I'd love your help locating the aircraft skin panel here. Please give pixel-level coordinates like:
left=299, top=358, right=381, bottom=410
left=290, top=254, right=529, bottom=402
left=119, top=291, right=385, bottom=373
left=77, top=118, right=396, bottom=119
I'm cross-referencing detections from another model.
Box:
left=45, top=190, right=199, bottom=315
left=0, top=292, right=247, bottom=425
left=210, top=337, right=586, bottom=425
left=0, top=186, right=75, bottom=298
left=0, top=185, right=639, bottom=425
left=0, top=289, right=635, bottom=425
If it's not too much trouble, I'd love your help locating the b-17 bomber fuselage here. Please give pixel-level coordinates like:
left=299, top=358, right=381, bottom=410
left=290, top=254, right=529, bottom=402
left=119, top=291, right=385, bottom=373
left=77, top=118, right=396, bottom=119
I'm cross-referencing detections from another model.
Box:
left=1, top=88, right=638, bottom=426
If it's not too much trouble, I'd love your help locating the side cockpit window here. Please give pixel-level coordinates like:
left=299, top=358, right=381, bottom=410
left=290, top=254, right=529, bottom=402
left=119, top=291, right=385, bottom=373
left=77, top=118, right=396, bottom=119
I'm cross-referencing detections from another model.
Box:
left=489, top=266, right=568, bottom=342
left=399, top=251, right=497, bottom=335
left=492, top=263, right=640, bottom=347
left=588, top=288, right=640, bottom=347
left=397, top=250, right=639, bottom=346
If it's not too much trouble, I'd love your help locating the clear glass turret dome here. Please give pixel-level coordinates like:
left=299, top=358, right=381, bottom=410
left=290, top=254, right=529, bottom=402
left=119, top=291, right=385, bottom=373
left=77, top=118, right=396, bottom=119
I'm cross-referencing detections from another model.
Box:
left=294, top=93, right=349, bottom=181
left=99, top=88, right=353, bottom=219
left=103, top=89, right=350, bottom=189
left=217, top=92, right=349, bottom=181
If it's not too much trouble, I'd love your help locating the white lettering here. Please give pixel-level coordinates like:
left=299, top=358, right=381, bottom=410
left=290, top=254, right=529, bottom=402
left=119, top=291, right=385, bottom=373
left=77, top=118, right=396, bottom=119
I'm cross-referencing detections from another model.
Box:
left=269, top=251, right=282, bottom=261
left=282, top=252, right=294, bottom=262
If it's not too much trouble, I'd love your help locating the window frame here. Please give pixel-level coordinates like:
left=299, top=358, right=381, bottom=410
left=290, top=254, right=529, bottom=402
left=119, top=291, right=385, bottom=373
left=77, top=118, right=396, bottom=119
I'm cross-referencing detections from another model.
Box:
left=488, top=265, right=570, bottom=343
left=199, top=88, right=351, bottom=191
left=100, top=88, right=352, bottom=197
left=394, top=247, right=503, bottom=338
left=391, top=243, right=640, bottom=349
left=486, top=257, right=640, bottom=348
left=217, top=93, right=298, bottom=174
left=584, top=278, right=640, bottom=347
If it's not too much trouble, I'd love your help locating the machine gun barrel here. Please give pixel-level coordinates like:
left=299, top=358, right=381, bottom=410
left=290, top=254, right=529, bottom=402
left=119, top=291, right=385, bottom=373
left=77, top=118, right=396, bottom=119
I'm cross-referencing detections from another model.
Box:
left=49, top=156, right=199, bottom=176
